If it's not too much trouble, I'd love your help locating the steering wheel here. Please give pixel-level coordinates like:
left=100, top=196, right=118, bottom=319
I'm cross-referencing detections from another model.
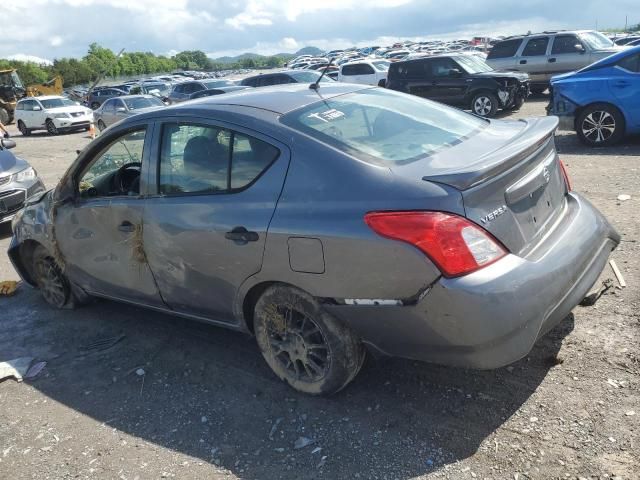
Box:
left=113, top=162, right=142, bottom=194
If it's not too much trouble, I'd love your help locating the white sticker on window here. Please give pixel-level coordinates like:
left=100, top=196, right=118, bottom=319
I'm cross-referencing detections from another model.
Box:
left=307, top=109, right=345, bottom=123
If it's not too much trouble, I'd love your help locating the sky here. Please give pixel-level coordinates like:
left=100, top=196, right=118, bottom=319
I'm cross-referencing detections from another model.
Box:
left=1, top=0, right=638, bottom=64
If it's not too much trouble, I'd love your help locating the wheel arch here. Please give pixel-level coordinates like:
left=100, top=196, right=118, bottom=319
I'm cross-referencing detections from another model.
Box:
left=9, top=239, right=45, bottom=286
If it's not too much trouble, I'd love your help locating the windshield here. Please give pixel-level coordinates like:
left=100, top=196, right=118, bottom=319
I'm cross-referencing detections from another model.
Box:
left=281, top=88, right=486, bottom=166
left=203, top=79, right=236, bottom=88
left=289, top=71, right=334, bottom=83
left=144, top=83, right=171, bottom=95
left=579, top=31, right=615, bottom=49
left=455, top=55, right=493, bottom=74
left=372, top=61, right=391, bottom=71
left=123, top=97, right=164, bottom=110
left=40, top=98, right=77, bottom=109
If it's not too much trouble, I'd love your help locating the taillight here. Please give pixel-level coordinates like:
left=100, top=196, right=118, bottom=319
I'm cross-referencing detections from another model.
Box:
left=558, top=159, right=572, bottom=191
left=364, top=211, right=507, bottom=278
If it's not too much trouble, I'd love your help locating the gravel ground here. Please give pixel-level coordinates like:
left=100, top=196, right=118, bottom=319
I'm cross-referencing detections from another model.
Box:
left=0, top=96, right=638, bottom=480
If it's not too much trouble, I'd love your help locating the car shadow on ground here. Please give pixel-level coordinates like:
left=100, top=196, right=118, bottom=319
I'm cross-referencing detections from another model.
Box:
left=1, top=288, right=573, bottom=479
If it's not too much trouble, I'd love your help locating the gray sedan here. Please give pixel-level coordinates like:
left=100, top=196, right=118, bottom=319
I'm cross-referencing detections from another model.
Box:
left=8, top=84, right=619, bottom=395
left=0, top=137, right=45, bottom=225
left=94, top=95, right=166, bottom=131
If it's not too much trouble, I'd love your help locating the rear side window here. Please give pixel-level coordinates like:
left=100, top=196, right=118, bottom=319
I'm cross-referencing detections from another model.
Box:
left=487, top=39, right=522, bottom=59
left=521, top=37, right=549, bottom=56
left=159, top=123, right=279, bottom=194
left=393, top=60, right=428, bottom=78
left=551, top=35, right=584, bottom=54
left=429, top=58, right=459, bottom=77
left=280, top=88, right=486, bottom=166
left=618, top=53, right=640, bottom=72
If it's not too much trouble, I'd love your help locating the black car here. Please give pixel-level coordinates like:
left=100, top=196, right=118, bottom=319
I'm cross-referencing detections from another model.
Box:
left=240, top=70, right=333, bottom=88
left=386, top=54, right=529, bottom=117
left=189, top=85, right=252, bottom=100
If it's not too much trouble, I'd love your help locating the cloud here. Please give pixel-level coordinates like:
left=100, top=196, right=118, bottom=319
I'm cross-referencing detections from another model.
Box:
left=0, top=0, right=637, bottom=60
left=7, top=54, right=53, bottom=65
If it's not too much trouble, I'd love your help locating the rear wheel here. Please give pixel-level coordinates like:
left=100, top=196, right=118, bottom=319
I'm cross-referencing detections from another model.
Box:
left=471, top=91, right=499, bottom=117
left=17, top=120, right=30, bottom=136
left=576, top=103, right=625, bottom=147
left=32, top=246, right=71, bottom=309
left=254, top=285, right=365, bottom=395
left=46, top=119, right=59, bottom=135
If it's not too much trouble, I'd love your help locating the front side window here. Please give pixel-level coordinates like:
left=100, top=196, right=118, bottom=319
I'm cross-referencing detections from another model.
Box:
left=430, top=58, right=459, bottom=77
left=522, top=37, right=549, bottom=56
left=159, top=123, right=279, bottom=195
left=551, top=35, right=584, bottom=54
left=103, top=100, right=115, bottom=112
left=579, top=31, right=614, bottom=49
left=281, top=88, right=486, bottom=166
left=79, top=129, right=146, bottom=197
left=342, top=65, right=359, bottom=76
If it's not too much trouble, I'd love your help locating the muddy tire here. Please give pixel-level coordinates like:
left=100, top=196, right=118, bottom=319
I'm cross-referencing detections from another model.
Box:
left=31, top=245, right=74, bottom=308
left=0, top=107, right=9, bottom=125
left=254, top=285, right=365, bottom=395
left=17, top=120, right=30, bottom=136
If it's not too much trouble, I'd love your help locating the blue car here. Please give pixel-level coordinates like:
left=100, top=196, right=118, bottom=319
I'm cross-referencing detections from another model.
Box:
left=548, top=45, right=640, bottom=146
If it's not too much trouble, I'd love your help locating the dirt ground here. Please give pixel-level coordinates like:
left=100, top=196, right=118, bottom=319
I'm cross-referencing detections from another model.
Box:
left=0, top=96, right=638, bottom=480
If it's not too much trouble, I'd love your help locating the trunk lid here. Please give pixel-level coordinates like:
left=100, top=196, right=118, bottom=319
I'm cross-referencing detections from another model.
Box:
left=391, top=116, right=566, bottom=255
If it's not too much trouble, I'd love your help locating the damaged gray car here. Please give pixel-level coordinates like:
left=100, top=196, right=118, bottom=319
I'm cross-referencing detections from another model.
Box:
left=9, top=84, right=619, bottom=395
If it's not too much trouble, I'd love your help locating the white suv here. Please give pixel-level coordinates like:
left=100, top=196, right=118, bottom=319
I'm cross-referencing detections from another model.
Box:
left=14, top=96, right=93, bottom=136
left=338, top=60, right=391, bottom=86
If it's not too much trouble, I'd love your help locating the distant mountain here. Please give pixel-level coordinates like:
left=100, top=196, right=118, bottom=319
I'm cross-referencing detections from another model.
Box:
left=294, top=46, right=324, bottom=56
left=211, top=46, right=323, bottom=64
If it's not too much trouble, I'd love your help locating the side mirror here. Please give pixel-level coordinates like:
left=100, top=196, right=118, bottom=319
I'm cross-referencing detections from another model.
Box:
left=575, top=44, right=585, bottom=53
left=0, top=138, right=17, bottom=150
left=32, top=106, right=42, bottom=111
left=449, top=68, right=463, bottom=77
left=116, top=107, right=126, bottom=113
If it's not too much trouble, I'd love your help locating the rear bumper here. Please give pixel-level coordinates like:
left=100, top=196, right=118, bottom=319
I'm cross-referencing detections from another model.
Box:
left=326, top=193, right=619, bottom=369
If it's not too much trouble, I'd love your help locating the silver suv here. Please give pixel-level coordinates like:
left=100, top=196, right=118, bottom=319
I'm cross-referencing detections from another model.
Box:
left=486, top=30, right=623, bottom=93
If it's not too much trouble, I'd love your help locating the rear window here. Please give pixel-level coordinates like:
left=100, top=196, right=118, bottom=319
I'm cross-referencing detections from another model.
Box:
left=487, top=39, right=522, bottom=59
left=280, top=88, right=486, bottom=166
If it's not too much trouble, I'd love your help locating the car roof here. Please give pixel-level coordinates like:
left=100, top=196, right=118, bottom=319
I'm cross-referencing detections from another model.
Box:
left=500, top=30, right=595, bottom=41
left=20, top=95, right=64, bottom=101
left=170, top=83, right=369, bottom=115
left=114, top=94, right=157, bottom=100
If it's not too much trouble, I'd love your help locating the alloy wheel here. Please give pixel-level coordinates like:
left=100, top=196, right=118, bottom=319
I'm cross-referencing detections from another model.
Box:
left=581, top=110, right=616, bottom=144
left=473, top=96, right=493, bottom=116
left=34, top=255, right=68, bottom=308
left=264, top=304, right=331, bottom=383
left=46, top=120, right=58, bottom=135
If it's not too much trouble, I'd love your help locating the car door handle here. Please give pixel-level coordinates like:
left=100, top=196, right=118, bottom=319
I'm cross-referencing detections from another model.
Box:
left=225, top=227, right=259, bottom=243
left=118, top=221, right=135, bottom=233
left=548, top=57, right=557, bottom=63
left=519, top=59, right=527, bottom=65
left=614, top=80, right=630, bottom=87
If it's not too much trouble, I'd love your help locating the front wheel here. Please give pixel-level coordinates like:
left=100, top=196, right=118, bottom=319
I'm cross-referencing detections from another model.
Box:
left=254, top=285, right=365, bottom=395
left=45, top=119, right=59, bottom=135
left=471, top=92, right=499, bottom=117
left=576, top=103, right=625, bottom=147
left=32, top=246, right=71, bottom=309
left=510, top=94, right=525, bottom=111
left=17, top=120, right=31, bottom=136
left=97, top=120, right=107, bottom=131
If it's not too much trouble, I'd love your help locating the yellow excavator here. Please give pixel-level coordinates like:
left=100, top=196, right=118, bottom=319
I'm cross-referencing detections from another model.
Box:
left=0, top=69, right=63, bottom=124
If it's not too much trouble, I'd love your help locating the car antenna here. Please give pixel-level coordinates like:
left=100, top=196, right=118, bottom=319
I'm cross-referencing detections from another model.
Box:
left=309, top=58, right=334, bottom=91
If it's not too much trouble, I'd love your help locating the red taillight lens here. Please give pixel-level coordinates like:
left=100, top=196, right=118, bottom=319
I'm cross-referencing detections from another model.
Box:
left=558, top=159, right=572, bottom=191
left=364, top=211, right=507, bottom=277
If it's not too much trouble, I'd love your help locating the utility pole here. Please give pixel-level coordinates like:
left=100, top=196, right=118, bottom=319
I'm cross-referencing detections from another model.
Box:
left=625, top=15, right=628, bottom=32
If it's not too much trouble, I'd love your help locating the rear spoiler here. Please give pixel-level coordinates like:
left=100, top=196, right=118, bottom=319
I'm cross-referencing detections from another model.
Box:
left=424, top=116, right=559, bottom=190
